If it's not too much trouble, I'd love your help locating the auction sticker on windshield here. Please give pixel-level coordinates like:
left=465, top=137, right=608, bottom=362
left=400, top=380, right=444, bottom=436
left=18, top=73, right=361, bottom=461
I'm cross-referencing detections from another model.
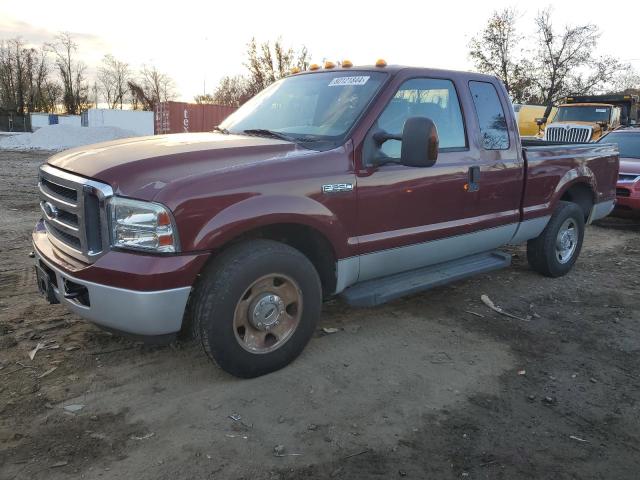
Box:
left=328, top=76, right=370, bottom=87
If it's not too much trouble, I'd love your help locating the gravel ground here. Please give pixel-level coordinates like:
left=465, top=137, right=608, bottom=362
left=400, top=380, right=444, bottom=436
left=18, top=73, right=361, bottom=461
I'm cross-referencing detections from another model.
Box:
left=0, top=150, right=639, bottom=480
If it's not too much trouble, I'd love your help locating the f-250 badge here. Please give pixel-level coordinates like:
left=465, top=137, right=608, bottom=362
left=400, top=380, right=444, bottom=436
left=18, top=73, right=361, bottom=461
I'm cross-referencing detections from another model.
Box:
left=322, top=183, right=354, bottom=194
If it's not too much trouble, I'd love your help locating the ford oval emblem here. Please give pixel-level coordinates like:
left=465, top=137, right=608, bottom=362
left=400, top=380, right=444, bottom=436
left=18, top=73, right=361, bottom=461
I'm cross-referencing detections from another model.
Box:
left=43, top=201, right=59, bottom=218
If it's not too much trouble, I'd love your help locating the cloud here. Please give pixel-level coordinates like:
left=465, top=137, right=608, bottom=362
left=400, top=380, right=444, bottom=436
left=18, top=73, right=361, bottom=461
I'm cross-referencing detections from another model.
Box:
left=0, top=17, right=108, bottom=52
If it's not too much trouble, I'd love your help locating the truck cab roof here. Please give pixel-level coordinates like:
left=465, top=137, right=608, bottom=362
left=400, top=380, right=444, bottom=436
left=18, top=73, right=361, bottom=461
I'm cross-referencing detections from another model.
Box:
left=558, top=103, right=616, bottom=108
left=292, top=64, right=501, bottom=83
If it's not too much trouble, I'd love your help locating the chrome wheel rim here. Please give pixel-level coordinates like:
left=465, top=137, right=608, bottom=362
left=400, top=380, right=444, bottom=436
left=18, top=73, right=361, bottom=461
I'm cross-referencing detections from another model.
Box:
left=555, top=218, right=578, bottom=264
left=233, top=274, right=302, bottom=354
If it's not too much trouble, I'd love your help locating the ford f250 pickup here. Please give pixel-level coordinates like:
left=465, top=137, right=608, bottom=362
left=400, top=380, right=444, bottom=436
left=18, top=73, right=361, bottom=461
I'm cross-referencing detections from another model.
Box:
left=33, top=64, right=619, bottom=377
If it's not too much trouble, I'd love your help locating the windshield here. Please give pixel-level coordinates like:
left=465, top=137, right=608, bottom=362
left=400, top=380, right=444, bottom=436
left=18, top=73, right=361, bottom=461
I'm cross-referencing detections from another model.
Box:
left=555, top=106, right=611, bottom=123
left=598, top=132, right=640, bottom=159
left=219, top=71, right=387, bottom=149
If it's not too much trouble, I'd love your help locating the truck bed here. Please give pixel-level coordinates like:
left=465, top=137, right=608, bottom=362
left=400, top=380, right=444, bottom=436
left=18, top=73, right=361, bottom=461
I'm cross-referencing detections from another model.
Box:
left=520, top=141, right=619, bottom=222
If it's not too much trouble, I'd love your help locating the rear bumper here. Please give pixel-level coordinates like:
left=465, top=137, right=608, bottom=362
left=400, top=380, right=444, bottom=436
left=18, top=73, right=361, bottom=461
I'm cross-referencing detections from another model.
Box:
left=588, top=199, right=615, bottom=223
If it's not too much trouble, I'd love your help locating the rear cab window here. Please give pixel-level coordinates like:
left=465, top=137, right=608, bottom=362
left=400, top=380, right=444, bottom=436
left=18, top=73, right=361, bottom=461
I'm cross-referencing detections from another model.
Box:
left=469, top=81, right=510, bottom=150
left=377, top=78, right=467, bottom=158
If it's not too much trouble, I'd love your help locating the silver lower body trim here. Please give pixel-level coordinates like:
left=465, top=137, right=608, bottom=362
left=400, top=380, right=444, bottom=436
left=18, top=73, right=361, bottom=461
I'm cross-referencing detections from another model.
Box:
left=508, top=216, right=551, bottom=245
left=588, top=199, right=615, bottom=224
left=358, top=223, right=517, bottom=283
left=335, top=223, right=518, bottom=293
left=34, top=250, right=191, bottom=336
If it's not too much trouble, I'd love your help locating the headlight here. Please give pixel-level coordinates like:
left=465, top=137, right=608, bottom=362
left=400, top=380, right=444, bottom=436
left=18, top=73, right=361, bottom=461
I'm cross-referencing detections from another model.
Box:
left=109, top=197, right=179, bottom=253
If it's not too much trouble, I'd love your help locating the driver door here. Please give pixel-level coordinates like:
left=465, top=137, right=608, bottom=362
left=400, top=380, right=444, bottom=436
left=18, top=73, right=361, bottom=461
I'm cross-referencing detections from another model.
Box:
left=354, top=77, right=506, bottom=282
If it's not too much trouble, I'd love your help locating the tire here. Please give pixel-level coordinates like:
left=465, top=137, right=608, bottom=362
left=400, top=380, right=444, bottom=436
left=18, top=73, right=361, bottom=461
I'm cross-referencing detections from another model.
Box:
left=190, top=239, right=322, bottom=378
left=527, top=201, right=585, bottom=278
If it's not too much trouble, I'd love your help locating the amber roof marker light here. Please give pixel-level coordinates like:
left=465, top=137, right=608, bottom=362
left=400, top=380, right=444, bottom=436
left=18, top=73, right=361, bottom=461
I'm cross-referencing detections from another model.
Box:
left=324, top=61, right=336, bottom=69
left=342, top=59, right=353, bottom=68
left=309, top=63, right=320, bottom=71
left=290, top=67, right=301, bottom=74
left=375, top=59, right=387, bottom=67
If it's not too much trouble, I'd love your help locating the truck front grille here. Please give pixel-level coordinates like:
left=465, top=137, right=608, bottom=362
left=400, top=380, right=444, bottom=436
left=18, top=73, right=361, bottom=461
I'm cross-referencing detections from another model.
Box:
left=545, top=125, right=592, bottom=143
left=38, top=164, right=113, bottom=263
left=619, top=173, right=640, bottom=183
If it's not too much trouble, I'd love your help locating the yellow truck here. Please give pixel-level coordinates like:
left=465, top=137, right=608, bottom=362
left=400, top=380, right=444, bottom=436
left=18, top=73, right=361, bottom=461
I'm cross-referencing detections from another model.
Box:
left=542, top=94, right=638, bottom=143
left=513, top=104, right=556, bottom=138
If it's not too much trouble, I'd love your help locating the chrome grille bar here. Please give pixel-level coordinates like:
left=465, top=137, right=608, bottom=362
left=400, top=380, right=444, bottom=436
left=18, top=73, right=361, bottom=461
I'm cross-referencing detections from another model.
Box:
left=38, top=164, right=113, bottom=263
left=544, top=125, right=592, bottom=143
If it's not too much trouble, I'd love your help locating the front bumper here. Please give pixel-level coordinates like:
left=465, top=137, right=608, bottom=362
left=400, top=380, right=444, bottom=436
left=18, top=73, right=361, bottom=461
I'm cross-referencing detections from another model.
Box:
left=614, top=184, right=640, bottom=212
left=32, top=221, right=207, bottom=336
left=34, top=249, right=191, bottom=336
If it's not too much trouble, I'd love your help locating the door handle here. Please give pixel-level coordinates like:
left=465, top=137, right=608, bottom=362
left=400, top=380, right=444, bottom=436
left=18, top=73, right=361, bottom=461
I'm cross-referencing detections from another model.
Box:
left=467, top=166, right=480, bottom=192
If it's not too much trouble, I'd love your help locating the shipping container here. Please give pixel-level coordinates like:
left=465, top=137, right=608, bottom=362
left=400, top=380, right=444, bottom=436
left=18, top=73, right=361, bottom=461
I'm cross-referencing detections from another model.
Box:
left=154, top=102, right=237, bottom=134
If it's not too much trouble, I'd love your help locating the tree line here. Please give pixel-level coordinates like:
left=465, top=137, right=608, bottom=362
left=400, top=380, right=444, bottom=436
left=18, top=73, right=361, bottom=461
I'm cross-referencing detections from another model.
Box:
left=4, top=11, right=637, bottom=116
left=468, top=7, right=639, bottom=117
left=204, top=11, right=639, bottom=113
left=0, top=32, right=177, bottom=115
left=195, top=38, right=310, bottom=106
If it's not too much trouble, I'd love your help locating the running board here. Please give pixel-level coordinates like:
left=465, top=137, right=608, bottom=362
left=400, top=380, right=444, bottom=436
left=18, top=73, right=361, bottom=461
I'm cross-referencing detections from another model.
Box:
left=341, top=251, right=511, bottom=307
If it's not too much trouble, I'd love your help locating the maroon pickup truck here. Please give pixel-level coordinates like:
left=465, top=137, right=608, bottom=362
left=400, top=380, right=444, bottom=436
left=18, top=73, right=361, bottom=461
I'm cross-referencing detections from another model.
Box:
left=33, top=65, right=619, bottom=377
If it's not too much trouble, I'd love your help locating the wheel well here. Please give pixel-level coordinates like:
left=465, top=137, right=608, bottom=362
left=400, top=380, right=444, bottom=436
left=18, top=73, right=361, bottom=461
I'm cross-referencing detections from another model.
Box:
left=226, top=223, right=337, bottom=296
left=560, top=183, right=594, bottom=220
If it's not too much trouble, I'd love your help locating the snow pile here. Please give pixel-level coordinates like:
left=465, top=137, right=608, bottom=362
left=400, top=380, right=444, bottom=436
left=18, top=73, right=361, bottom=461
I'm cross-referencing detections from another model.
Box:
left=0, top=124, right=140, bottom=151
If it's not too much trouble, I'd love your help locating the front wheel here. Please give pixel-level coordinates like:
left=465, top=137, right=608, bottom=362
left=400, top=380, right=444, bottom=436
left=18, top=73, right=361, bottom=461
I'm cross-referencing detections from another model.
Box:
left=190, top=240, right=322, bottom=378
left=527, top=201, right=585, bottom=278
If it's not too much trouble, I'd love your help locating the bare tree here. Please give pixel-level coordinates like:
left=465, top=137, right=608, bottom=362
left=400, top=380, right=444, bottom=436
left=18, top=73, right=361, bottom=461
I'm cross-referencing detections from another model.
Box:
left=244, top=37, right=309, bottom=97
left=98, top=54, right=130, bottom=109
left=127, top=80, right=152, bottom=111
left=194, top=93, right=216, bottom=104
left=47, top=32, right=89, bottom=114
left=211, top=75, right=252, bottom=106
left=126, top=65, right=176, bottom=111
left=469, top=8, right=533, bottom=103
left=40, top=80, right=62, bottom=113
left=608, top=69, right=640, bottom=95
left=0, top=39, right=20, bottom=112
left=209, top=38, right=310, bottom=107
left=0, top=38, right=59, bottom=114
left=140, top=65, right=176, bottom=104
left=23, top=46, right=51, bottom=112
left=532, top=9, right=608, bottom=116
left=469, top=8, right=636, bottom=115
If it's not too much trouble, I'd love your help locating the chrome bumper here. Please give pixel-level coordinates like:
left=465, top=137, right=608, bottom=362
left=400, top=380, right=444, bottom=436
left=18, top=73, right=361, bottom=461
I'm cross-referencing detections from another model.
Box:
left=34, top=249, right=191, bottom=336
left=588, top=199, right=615, bottom=224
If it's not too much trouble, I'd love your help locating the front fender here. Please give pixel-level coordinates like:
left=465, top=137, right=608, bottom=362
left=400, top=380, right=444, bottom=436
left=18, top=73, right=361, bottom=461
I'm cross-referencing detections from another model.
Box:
left=192, top=195, right=350, bottom=257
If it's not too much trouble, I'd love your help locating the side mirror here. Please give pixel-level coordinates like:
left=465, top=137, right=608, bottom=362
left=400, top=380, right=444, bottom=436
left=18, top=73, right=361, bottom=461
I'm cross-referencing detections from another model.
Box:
left=535, top=117, right=547, bottom=126
left=400, top=117, right=439, bottom=167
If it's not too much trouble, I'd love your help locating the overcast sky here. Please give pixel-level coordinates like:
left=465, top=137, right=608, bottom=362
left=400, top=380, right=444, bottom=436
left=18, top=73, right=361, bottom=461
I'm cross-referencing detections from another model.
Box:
left=1, top=0, right=638, bottom=101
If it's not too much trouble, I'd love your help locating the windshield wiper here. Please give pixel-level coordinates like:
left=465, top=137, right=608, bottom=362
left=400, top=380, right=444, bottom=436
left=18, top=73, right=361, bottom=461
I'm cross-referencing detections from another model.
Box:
left=213, top=126, right=230, bottom=134
left=241, top=129, right=299, bottom=143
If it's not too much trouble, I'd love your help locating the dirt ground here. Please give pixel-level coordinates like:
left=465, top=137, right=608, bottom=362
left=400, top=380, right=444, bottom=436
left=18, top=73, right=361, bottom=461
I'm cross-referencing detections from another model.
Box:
left=0, top=150, right=639, bottom=480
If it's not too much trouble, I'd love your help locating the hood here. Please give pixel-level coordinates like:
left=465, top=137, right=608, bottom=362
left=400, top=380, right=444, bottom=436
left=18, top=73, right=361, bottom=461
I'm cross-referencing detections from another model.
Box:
left=620, top=158, right=640, bottom=175
left=48, top=132, right=302, bottom=199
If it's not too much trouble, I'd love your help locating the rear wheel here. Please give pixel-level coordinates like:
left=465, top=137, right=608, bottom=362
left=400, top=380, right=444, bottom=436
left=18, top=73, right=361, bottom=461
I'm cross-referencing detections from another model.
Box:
left=527, top=201, right=585, bottom=278
left=190, top=240, right=322, bottom=378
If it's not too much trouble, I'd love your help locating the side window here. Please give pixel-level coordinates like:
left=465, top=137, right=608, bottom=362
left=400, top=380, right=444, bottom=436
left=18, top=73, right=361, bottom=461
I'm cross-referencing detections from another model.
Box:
left=377, top=78, right=466, bottom=158
left=469, top=81, right=509, bottom=150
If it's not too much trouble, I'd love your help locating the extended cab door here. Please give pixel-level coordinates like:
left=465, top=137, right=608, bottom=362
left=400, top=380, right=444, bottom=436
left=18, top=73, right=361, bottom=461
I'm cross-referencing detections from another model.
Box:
left=353, top=74, right=522, bottom=282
